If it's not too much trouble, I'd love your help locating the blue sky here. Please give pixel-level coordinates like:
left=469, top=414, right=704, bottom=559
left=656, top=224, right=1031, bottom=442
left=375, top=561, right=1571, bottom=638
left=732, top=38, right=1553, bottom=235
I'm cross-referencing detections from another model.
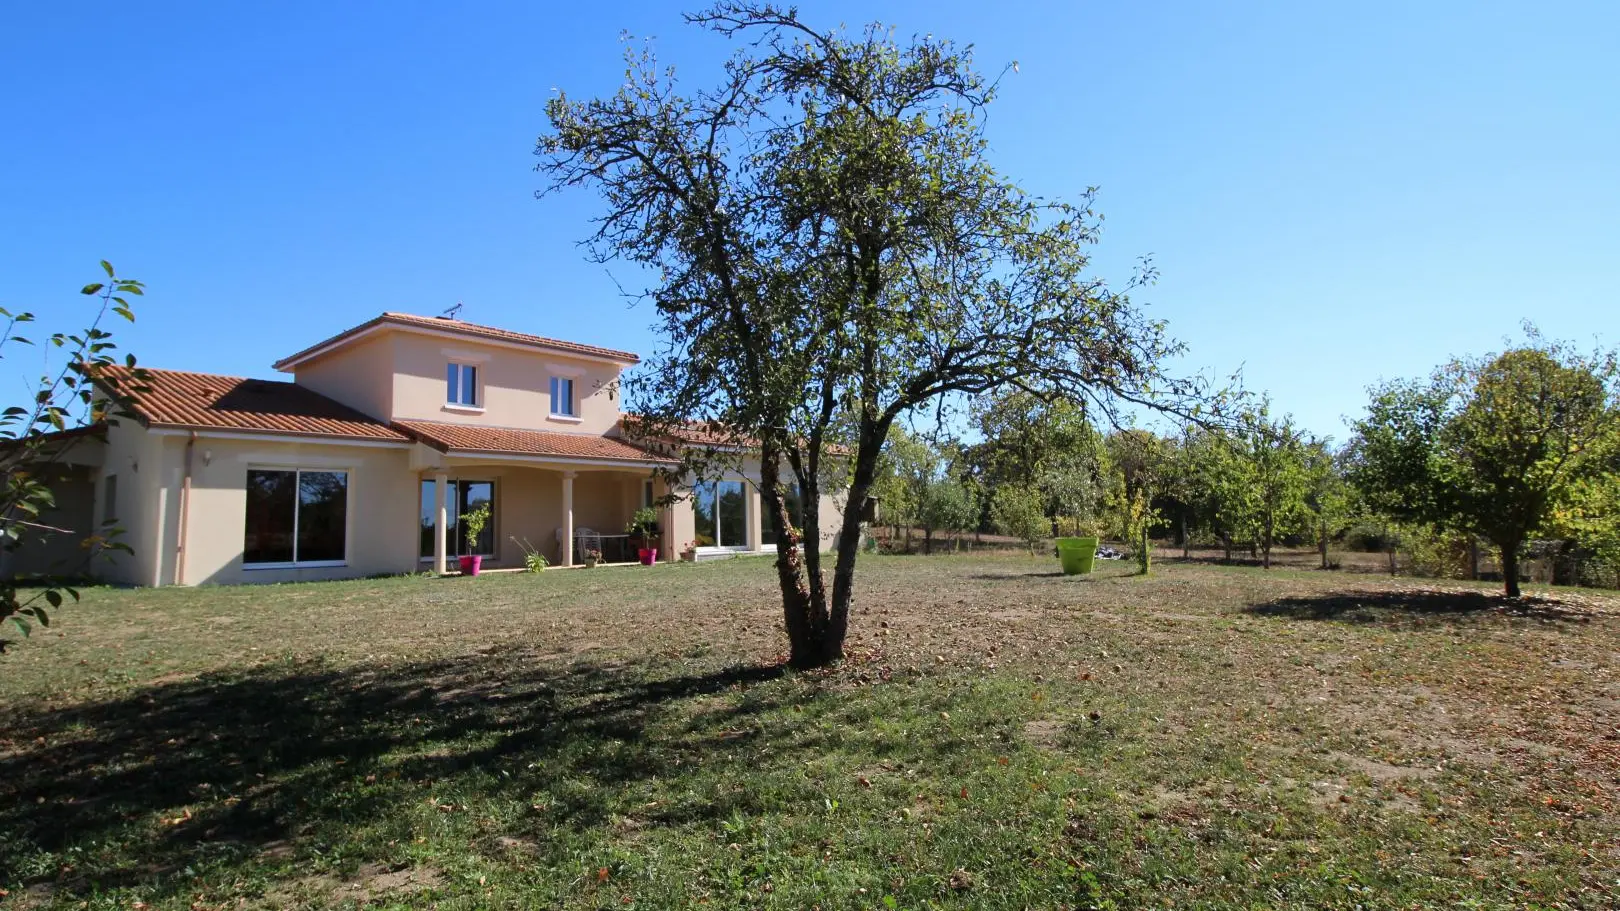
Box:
left=4, top=1, right=1615, bottom=441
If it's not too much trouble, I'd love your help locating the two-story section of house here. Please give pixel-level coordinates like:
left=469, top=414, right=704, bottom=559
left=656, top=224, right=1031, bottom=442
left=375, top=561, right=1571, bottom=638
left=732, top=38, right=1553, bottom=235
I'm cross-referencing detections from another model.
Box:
left=51, top=312, right=845, bottom=586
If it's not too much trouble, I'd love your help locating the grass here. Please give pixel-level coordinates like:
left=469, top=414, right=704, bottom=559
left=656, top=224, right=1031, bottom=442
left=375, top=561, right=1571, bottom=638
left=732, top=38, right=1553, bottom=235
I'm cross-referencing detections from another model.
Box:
left=1, top=553, right=1617, bottom=909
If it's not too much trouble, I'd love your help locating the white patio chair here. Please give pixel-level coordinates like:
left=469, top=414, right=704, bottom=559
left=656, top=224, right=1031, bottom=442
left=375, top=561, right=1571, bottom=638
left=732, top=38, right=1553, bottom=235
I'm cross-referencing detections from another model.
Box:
left=574, top=526, right=602, bottom=560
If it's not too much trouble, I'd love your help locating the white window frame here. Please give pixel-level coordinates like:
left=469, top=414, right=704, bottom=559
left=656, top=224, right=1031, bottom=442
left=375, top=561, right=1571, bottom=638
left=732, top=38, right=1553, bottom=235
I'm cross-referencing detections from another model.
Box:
left=446, top=362, right=479, bottom=408
left=549, top=376, right=577, bottom=418
left=102, top=473, right=118, bottom=525
left=694, top=477, right=751, bottom=552
left=242, top=467, right=351, bottom=570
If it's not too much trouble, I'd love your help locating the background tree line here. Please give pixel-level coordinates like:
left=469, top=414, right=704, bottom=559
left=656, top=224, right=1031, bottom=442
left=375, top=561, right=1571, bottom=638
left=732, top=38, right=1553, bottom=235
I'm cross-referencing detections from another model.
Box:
left=872, top=329, right=1620, bottom=597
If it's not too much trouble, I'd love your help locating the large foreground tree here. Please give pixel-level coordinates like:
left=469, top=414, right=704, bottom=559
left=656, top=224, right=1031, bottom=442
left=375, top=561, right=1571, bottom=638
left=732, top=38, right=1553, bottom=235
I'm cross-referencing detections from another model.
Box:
left=537, top=4, right=1211, bottom=666
left=1348, top=332, right=1619, bottom=597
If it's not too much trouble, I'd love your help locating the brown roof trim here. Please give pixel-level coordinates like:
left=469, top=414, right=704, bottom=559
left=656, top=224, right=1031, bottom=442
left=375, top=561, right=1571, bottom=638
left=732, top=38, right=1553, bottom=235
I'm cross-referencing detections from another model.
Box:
left=272, top=313, right=641, bottom=371
left=0, top=422, right=109, bottom=450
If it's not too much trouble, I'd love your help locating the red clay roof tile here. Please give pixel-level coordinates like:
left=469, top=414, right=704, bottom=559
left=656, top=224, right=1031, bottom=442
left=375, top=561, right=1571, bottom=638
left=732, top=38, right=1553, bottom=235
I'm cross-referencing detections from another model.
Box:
left=101, top=366, right=410, bottom=441
left=393, top=419, right=676, bottom=465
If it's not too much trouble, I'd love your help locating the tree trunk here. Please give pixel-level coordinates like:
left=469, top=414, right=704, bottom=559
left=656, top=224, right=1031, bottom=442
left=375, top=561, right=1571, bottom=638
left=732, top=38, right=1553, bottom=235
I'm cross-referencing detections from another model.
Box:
left=1138, top=523, right=1151, bottom=575
left=1318, top=520, right=1329, bottom=569
left=760, top=444, right=823, bottom=668
left=904, top=524, right=912, bottom=553
left=1468, top=537, right=1480, bottom=581
left=923, top=527, right=933, bottom=555
left=1181, top=512, right=1190, bottom=559
left=1222, top=534, right=1232, bottom=563
left=819, top=433, right=887, bottom=668
left=1263, top=543, right=1272, bottom=569
left=1500, top=539, right=1523, bottom=598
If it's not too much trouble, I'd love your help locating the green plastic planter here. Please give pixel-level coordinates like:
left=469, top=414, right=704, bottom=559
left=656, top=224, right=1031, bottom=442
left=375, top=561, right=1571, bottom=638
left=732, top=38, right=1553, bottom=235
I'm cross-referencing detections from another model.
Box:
left=1056, top=537, right=1099, bottom=575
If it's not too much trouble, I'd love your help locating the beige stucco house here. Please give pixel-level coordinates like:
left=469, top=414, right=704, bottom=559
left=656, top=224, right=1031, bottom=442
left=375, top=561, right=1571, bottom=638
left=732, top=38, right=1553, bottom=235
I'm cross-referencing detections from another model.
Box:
left=10, top=313, right=844, bottom=586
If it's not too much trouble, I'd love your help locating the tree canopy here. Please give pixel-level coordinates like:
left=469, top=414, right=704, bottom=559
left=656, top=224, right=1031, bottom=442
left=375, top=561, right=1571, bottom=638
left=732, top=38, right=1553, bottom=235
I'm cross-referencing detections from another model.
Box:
left=537, top=3, right=1211, bottom=666
left=1348, top=332, right=1620, bottom=596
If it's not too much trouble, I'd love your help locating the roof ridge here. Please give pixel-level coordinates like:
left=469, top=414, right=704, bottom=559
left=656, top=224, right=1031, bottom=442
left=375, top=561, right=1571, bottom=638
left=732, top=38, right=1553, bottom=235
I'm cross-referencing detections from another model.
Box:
left=273, top=312, right=640, bottom=371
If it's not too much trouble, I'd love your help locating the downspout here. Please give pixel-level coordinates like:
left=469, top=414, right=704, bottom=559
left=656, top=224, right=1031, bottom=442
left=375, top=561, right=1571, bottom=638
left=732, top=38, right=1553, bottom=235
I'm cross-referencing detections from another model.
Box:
left=176, top=431, right=196, bottom=585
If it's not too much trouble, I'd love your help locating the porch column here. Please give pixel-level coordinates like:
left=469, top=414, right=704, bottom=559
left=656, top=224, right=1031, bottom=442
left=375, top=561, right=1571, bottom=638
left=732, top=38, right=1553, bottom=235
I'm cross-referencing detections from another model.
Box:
left=562, top=470, right=576, bottom=567
left=433, top=471, right=449, bottom=575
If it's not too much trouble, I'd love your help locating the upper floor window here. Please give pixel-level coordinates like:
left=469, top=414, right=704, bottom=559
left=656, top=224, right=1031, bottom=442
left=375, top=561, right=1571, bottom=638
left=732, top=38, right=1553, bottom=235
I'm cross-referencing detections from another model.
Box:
left=447, top=363, right=477, bottom=407
left=549, top=376, right=575, bottom=417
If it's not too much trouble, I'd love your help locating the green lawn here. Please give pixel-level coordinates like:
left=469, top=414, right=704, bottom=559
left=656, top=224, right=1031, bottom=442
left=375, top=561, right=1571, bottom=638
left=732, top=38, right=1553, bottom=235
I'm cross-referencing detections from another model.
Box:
left=1, top=555, right=1616, bottom=909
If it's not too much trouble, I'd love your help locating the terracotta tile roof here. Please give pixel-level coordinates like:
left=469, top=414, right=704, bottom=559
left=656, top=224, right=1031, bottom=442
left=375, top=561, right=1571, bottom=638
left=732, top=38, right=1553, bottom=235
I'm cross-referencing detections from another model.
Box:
left=621, top=416, right=851, bottom=455
left=100, top=366, right=411, bottom=442
left=394, top=419, right=677, bottom=465
left=273, top=312, right=640, bottom=370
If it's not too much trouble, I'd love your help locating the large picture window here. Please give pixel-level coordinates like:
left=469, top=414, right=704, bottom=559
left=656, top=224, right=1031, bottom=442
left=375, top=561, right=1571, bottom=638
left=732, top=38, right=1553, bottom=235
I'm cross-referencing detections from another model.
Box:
left=692, top=479, right=748, bottom=549
left=760, top=483, right=803, bottom=546
left=419, top=479, right=495, bottom=558
left=244, top=469, right=348, bottom=566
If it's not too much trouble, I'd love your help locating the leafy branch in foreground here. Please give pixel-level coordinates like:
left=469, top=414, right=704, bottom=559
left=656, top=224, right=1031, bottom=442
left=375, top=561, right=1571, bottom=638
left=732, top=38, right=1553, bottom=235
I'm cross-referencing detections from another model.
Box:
left=1, top=262, right=149, bottom=652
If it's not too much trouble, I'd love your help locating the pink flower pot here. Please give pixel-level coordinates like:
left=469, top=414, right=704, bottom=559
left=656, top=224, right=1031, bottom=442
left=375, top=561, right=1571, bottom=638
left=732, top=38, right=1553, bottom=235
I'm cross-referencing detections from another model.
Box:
left=459, top=555, right=482, bottom=576
left=638, top=547, right=658, bottom=566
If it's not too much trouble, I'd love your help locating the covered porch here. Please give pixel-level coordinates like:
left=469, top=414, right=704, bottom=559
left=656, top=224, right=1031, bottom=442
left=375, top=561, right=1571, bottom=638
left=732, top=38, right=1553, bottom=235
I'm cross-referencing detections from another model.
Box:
left=399, top=420, right=680, bottom=573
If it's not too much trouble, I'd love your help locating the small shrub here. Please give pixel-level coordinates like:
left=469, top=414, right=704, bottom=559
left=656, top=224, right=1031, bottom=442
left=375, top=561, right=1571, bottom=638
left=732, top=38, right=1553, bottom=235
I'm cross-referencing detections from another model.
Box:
left=524, top=552, right=549, bottom=573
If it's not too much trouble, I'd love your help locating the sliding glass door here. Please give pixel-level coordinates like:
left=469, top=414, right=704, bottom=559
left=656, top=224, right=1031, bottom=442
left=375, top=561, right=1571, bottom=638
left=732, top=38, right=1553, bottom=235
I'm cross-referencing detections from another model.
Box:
left=692, top=479, right=749, bottom=549
left=419, top=479, right=495, bottom=558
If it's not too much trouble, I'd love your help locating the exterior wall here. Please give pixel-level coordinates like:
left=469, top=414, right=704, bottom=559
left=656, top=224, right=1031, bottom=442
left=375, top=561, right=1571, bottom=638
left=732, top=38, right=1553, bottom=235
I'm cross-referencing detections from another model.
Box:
left=0, top=464, right=96, bottom=579
left=388, top=332, right=624, bottom=434
left=94, top=420, right=165, bottom=585
left=290, top=333, right=396, bottom=421
left=137, top=434, right=420, bottom=585
left=660, top=475, right=694, bottom=562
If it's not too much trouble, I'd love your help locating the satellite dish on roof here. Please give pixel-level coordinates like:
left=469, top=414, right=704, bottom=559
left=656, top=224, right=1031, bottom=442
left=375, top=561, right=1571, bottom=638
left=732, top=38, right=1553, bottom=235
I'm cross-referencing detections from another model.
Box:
left=442, top=301, right=464, bottom=320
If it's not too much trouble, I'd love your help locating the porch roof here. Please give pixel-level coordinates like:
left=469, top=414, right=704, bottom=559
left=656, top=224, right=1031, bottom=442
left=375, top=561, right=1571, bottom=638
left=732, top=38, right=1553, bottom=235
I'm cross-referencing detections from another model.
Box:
left=395, top=419, right=678, bottom=467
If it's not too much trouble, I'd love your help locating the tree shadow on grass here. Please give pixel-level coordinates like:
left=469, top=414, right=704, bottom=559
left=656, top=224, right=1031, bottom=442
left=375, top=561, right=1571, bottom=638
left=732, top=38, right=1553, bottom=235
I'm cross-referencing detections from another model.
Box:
left=0, top=650, right=793, bottom=903
left=1245, top=588, right=1594, bottom=626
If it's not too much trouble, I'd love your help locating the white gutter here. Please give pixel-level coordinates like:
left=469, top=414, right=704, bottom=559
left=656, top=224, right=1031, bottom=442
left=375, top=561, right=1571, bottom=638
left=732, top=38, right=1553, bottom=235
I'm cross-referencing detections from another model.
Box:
left=149, top=428, right=413, bottom=449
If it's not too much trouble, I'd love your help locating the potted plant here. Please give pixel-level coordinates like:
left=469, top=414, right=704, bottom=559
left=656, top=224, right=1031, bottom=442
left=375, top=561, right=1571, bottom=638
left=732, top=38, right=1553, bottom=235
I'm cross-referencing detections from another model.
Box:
left=627, top=507, right=661, bottom=566
left=679, top=539, right=698, bottom=562
left=581, top=547, right=602, bottom=569
left=457, top=502, right=491, bottom=576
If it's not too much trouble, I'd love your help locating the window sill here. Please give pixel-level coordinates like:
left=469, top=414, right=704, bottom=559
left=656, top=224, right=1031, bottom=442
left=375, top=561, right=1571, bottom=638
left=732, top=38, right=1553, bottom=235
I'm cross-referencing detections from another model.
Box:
left=243, top=560, right=348, bottom=570
left=695, top=545, right=751, bottom=553
left=442, top=404, right=486, bottom=415
left=546, top=413, right=584, bottom=424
